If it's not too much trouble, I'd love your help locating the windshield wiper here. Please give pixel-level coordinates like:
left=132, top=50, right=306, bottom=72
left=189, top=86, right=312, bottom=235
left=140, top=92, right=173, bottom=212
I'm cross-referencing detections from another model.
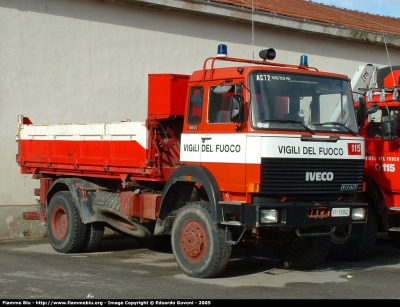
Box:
left=263, top=119, right=315, bottom=134
left=314, top=121, right=357, bottom=136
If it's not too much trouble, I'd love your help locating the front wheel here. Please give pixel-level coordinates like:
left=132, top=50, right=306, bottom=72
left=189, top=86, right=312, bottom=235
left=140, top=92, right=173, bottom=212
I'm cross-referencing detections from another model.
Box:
left=272, top=229, right=331, bottom=269
left=328, top=207, right=378, bottom=262
left=47, top=191, right=87, bottom=253
left=171, top=201, right=232, bottom=278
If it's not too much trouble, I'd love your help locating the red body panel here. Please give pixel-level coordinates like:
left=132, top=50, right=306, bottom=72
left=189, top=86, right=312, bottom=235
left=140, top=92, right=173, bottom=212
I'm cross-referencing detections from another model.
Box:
left=148, top=74, right=189, bottom=117
left=120, top=191, right=161, bottom=220
left=17, top=139, right=153, bottom=178
left=365, top=138, right=400, bottom=195
left=382, top=70, right=400, bottom=87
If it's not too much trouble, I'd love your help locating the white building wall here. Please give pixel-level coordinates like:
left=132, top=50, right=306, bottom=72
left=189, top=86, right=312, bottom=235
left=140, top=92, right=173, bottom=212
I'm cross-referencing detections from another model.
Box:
left=0, top=0, right=399, bottom=237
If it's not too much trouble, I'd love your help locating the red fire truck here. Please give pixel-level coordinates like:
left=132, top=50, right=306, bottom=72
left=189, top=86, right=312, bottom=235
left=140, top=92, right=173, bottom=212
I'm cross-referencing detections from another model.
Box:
left=330, top=64, right=400, bottom=261
left=16, top=45, right=368, bottom=278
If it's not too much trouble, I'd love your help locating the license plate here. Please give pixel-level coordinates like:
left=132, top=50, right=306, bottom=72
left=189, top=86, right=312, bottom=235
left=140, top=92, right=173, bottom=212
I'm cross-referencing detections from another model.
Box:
left=331, top=208, right=350, bottom=217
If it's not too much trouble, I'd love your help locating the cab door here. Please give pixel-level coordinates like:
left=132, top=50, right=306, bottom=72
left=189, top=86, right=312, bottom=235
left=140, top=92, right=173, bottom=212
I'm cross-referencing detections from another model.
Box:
left=199, top=83, right=247, bottom=194
left=365, top=107, right=400, bottom=195
left=180, top=86, right=204, bottom=164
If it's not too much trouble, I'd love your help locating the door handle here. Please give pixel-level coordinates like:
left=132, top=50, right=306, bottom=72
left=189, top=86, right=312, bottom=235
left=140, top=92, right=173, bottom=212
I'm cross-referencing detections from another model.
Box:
left=201, top=137, right=212, bottom=143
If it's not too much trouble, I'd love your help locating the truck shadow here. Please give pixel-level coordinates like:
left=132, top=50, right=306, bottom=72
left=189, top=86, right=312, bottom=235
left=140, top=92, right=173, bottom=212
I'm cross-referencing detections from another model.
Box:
left=94, top=232, right=400, bottom=278
left=96, top=234, right=145, bottom=252
left=220, top=232, right=400, bottom=278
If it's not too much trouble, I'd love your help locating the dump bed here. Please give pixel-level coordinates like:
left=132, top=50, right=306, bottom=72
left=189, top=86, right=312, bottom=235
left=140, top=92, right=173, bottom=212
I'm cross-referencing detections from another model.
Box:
left=16, top=74, right=189, bottom=182
left=16, top=117, right=152, bottom=180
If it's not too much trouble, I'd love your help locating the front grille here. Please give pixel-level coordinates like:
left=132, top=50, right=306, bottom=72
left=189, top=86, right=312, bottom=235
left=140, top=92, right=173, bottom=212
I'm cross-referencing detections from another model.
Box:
left=260, top=158, right=364, bottom=195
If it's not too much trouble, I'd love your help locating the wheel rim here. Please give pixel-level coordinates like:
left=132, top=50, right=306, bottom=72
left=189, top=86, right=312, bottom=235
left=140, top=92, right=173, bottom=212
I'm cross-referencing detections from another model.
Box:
left=331, top=224, right=352, bottom=244
left=51, top=205, right=68, bottom=240
left=180, top=220, right=207, bottom=262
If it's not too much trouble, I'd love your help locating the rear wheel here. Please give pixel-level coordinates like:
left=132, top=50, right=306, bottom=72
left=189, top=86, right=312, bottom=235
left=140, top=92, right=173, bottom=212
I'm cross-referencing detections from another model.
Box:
left=273, top=228, right=331, bottom=269
left=328, top=207, right=378, bottom=261
left=81, top=222, right=105, bottom=253
left=47, top=191, right=87, bottom=253
left=171, top=201, right=232, bottom=278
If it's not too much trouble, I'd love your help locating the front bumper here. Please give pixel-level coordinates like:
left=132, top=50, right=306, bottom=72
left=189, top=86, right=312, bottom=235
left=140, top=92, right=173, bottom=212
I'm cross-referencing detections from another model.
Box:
left=220, top=199, right=368, bottom=228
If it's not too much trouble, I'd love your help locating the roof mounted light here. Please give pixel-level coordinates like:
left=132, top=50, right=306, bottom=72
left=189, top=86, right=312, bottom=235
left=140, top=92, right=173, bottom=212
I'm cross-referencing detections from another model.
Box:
left=217, top=44, right=227, bottom=57
left=300, top=55, right=308, bottom=67
left=259, top=48, right=276, bottom=61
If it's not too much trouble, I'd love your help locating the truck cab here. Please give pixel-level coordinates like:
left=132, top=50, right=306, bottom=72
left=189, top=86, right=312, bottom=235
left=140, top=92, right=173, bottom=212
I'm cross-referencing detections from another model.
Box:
left=351, top=63, right=400, bottom=253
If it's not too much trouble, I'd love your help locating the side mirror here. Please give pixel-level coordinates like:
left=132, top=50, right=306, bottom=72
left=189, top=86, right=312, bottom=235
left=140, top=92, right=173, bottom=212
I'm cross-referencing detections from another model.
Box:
left=356, top=97, right=367, bottom=127
left=382, top=115, right=397, bottom=141
left=230, top=95, right=244, bottom=123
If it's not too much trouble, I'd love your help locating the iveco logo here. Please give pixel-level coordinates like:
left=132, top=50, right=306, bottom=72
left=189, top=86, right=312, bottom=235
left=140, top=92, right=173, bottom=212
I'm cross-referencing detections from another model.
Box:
left=305, top=172, right=334, bottom=181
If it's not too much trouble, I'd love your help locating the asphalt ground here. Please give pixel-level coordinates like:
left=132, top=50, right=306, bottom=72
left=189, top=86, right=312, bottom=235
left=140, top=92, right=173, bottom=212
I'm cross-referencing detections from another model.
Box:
left=0, top=233, right=399, bottom=300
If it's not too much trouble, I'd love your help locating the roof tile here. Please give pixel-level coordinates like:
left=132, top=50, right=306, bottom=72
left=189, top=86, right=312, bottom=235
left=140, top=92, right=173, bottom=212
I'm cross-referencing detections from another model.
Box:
left=208, top=0, right=400, bottom=36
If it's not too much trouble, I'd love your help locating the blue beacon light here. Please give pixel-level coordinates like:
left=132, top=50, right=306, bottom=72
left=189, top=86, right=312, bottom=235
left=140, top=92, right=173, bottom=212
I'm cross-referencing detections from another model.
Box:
left=217, top=44, right=228, bottom=57
left=300, top=55, right=308, bottom=67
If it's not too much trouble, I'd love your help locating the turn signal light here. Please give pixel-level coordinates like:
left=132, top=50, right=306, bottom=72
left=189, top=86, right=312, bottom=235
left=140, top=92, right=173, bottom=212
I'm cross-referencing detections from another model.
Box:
left=248, top=182, right=260, bottom=193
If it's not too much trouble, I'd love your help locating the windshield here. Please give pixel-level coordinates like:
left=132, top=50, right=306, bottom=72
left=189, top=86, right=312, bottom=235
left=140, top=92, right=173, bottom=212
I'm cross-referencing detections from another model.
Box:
left=367, top=105, right=400, bottom=138
left=249, top=72, right=358, bottom=134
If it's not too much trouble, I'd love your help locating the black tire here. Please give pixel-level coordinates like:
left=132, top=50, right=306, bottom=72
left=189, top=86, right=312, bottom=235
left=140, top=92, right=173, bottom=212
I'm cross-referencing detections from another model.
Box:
left=93, top=191, right=152, bottom=237
left=93, top=191, right=120, bottom=210
left=388, top=232, right=400, bottom=250
left=171, top=201, right=232, bottom=278
left=47, top=191, right=87, bottom=253
left=328, top=207, right=378, bottom=262
left=81, top=222, right=105, bottom=253
left=272, top=229, right=331, bottom=270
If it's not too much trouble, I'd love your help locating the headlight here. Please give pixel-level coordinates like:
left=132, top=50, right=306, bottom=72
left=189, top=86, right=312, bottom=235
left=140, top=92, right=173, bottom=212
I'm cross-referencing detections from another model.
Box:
left=260, top=209, right=278, bottom=224
left=352, top=207, right=366, bottom=220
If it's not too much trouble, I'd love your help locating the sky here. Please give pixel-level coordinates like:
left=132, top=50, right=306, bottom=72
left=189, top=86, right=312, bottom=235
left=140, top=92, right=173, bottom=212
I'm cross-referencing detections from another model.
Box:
left=310, top=0, right=400, bottom=18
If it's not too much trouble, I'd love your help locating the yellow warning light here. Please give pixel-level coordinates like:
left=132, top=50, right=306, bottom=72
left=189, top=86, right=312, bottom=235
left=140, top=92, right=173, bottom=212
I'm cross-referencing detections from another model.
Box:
left=248, top=182, right=260, bottom=193
left=184, top=175, right=192, bottom=181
